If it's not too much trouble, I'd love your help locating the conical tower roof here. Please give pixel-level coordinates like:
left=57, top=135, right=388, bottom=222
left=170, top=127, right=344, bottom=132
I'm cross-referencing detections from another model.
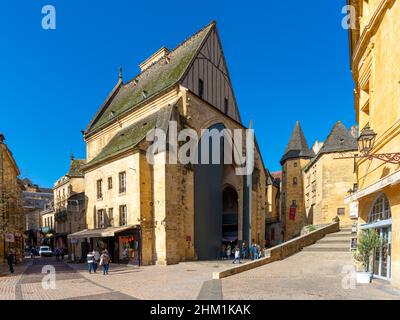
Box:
left=318, top=121, right=357, bottom=155
left=280, top=121, right=314, bottom=165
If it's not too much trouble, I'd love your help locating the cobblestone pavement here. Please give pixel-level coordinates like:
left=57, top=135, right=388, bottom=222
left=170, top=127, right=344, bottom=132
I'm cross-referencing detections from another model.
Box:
left=221, top=251, right=400, bottom=300
left=3, top=253, right=400, bottom=300
left=69, top=259, right=236, bottom=300
left=1, top=257, right=235, bottom=300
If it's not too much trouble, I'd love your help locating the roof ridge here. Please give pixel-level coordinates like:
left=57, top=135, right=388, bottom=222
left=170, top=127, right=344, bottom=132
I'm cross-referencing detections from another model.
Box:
left=125, top=21, right=215, bottom=86
left=280, top=121, right=314, bottom=165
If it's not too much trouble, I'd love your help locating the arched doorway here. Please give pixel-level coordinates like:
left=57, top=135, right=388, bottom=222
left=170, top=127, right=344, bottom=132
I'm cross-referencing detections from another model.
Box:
left=222, top=186, right=239, bottom=248
left=362, top=193, right=392, bottom=280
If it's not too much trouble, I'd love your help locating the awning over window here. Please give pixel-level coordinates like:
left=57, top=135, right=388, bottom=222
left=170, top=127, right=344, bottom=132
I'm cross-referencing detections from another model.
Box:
left=345, top=170, right=400, bottom=204
left=67, top=225, right=135, bottom=240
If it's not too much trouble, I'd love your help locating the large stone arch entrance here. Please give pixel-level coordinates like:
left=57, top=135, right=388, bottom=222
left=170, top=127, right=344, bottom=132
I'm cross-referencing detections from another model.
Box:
left=222, top=186, right=239, bottom=246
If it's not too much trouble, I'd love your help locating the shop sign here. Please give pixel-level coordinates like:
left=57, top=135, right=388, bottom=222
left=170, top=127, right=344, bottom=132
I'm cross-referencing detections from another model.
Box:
left=5, top=233, right=15, bottom=243
left=349, top=201, right=359, bottom=218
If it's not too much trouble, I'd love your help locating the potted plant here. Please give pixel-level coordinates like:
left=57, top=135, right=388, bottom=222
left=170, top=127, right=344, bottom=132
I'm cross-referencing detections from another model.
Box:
left=353, top=229, right=380, bottom=284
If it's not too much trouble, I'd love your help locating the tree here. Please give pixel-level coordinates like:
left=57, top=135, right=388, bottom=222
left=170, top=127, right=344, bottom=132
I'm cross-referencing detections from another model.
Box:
left=354, top=229, right=380, bottom=272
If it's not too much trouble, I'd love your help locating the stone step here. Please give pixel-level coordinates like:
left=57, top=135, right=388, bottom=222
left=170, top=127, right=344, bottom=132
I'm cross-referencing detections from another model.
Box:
left=311, top=240, right=350, bottom=248
left=324, top=232, right=353, bottom=238
left=302, top=247, right=350, bottom=252
left=317, top=239, right=350, bottom=245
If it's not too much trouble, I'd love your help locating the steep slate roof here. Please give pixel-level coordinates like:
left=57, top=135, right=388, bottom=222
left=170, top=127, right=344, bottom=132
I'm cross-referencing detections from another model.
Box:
left=85, top=102, right=176, bottom=168
left=304, top=121, right=357, bottom=172
left=85, top=21, right=215, bottom=135
left=280, top=121, right=314, bottom=165
left=318, top=121, right=357, bottom=154
left=67, top=159, right=86, bottom=178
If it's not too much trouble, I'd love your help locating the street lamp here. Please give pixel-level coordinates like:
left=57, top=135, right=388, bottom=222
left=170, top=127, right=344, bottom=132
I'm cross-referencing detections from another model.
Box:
left=357, top=126, right=377, bottom=156
left=334, top=125, right=400, bottom=164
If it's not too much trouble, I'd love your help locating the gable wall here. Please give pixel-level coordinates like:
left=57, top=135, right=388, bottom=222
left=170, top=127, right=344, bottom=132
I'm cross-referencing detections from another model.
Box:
left=181, top=28, right=241, bottom=123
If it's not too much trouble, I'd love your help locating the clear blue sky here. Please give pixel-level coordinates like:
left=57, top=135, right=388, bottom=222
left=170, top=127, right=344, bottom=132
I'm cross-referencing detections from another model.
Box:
left=0, top=0, right=354, bottom=187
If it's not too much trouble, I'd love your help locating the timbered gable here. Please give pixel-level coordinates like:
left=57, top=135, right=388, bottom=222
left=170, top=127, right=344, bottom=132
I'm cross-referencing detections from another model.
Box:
left=181, top=26, right=241, bottom=123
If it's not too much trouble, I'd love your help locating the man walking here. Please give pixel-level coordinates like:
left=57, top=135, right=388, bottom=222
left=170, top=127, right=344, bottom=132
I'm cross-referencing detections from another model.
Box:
left=7, top=249, right=15, bottom=274
left=241, top=242, right=247, bottom=260
left=93, top=249, right=100, bottom=273
left=87, top=251, right=95, bottom=274
left=232, top=246, right=241, bottom=264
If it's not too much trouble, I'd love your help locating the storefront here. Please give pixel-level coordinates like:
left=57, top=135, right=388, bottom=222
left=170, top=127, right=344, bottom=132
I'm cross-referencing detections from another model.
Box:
left=115, top=227, right=141, bottom=265
left=68, top=225, right=141, bottom=265
left=360, top=194, right=392, bottom=281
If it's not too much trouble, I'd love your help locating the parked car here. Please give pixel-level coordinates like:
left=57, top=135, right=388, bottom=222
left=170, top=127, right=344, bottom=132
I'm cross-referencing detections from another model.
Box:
left=39, top=246, right=53, bottom=257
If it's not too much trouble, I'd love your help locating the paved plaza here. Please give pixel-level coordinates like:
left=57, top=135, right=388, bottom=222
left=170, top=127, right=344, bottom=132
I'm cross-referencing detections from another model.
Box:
left=1, top=251, right=400, bottom=300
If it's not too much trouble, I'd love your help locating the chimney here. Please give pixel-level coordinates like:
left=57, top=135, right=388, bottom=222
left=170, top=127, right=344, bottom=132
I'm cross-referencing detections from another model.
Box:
left=312, top=140, right=324, bottom=155
left=139, top=47, right=170, bottom=72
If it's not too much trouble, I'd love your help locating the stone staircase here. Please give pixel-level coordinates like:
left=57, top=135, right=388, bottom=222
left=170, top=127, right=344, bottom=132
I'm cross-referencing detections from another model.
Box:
left=302, top=228, right=353, bottom=253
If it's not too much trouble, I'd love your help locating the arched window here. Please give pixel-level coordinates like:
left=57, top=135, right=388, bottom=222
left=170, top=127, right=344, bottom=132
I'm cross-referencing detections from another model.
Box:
left=368, top=194, right=391, bottom=223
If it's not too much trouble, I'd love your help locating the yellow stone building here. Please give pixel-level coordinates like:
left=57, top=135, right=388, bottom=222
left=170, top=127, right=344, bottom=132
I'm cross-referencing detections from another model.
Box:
left=70, top=21, right=267, bottom=265
left=280, top=122, right=314, bottom=240
left=304, top=121, right=358, bottom=227
left=281, top=121, right=358, bottom=240
left=0, top=133, right=24, bottom=263
left=265, top=171, right=282, bottom=247
left=53, top=157, right=86, bottom=256
left=346, top=0, right=400, bottom=287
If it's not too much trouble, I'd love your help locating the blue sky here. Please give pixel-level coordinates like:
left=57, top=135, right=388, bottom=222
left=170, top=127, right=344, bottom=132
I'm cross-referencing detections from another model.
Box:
left=0, top=0, right=354, bottom=187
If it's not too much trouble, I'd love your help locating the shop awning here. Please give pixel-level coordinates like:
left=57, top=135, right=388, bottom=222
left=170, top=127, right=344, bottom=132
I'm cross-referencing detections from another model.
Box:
left=345, top=170, right=400, bottom=204
left=67, top=225, right=135, bottom=240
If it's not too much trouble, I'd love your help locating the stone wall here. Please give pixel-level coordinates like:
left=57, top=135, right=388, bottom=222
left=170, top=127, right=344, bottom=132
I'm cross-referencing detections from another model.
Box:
left=214, top=222, right=340, bottom=279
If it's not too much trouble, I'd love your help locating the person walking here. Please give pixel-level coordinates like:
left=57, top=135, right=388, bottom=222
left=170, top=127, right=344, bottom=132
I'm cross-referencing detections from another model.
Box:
left=7, top=249, right=15, bottom=274
left=253, top=244, right=259, bottom=260
left=55, top=248, right=60, bottom=261
left=30, top=247, right=35, bottom=260
left=220, top=244, right=226, bottom=260
left=226, top=244, right=231, bottom=260
left=87, top=251, right=95, bottom=274
left=60, top=247, right=65, bottom=261
left=241, top=242, right=247, bottom=260
left=93, top=249, right=100, bottom=273
left=100, top=250, right=110, bottom=275
left=232, top=246, right=241, bottom=264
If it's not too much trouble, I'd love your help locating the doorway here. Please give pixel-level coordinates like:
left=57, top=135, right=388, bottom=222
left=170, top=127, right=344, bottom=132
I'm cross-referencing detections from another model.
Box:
left=373, top=226, right=391, bottom=280
left=222, top=186, right=239, bottom=247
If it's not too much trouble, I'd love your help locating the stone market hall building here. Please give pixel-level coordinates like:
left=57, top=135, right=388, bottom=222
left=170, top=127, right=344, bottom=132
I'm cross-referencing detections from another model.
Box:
left=69, top=21, right=268, bottom=265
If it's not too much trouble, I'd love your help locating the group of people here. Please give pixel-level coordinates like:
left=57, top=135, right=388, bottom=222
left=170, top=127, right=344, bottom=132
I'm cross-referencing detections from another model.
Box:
left=221, top=242, right=264, bottom=264
left=87, top=249, right=111, bottom=275
left=54, top=247, right=66, bottom=261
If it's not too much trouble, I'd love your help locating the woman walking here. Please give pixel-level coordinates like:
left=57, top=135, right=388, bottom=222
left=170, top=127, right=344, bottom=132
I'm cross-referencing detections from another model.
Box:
left=100, top=250, right=111, bottom=275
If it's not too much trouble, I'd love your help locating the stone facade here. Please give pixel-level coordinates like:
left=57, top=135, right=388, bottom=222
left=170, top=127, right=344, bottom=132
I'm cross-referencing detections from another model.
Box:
left=81, top=21, right=267, bottom=265
left=53, top=157, right=86, bottom=255
left=281, top=121, right=358, bottom=240
left=348, top=0, right=400, bottom=288
left=280, top=122, right=314, bottom=240
left=0, top=134, right=24, bottom=262
left=304, top=122, right=358, bottom=227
